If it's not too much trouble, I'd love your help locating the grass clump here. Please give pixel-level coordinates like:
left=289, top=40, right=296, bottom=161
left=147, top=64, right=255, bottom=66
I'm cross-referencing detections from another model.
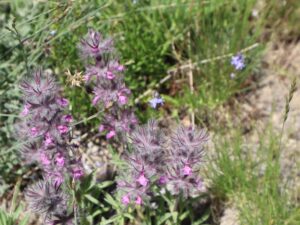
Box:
left=207, top=124, right=299, bottom=224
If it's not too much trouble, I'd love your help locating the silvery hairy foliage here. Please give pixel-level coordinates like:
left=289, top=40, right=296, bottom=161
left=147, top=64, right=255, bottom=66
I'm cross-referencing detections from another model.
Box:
left=117, top=120, right=208, bottom=206
left=78, top=29, right=137, bottom=140
left=25, top=180, right=69, bottom=222
left=16, top=70, right=84, bottom=224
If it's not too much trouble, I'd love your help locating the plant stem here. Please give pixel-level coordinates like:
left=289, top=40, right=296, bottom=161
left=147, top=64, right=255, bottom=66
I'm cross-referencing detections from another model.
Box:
left=11, top=18, right=30, bottom=77
left=279, top=77, right=297, bottom=150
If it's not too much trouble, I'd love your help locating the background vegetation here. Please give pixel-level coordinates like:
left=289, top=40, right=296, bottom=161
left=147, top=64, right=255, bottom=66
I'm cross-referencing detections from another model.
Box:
left=0, top=0, right=299, bottom=224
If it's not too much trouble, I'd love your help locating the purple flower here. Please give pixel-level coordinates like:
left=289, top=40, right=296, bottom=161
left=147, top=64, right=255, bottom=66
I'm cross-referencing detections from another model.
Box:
left=55, top=153, right=65, bottom=167
left=106, top=71, right=116, bottom=80
left=92, top=82, right=131, bottom=107
left=183, top=165, right=192, bottom=176
left=40, top=152, right=51, bottom=166
left=159, top=176, right=168, bottom=185
left=135, top=196, right=142, bottom=205
left=116, top=64, right=125, bottom=72
left=121, top=194, right=130, bottom=205
left=21, top=103, right=31, bottom=116
left=56, top=98, right=69, bottom=107
left=57, top=125, right=68, bottom=134
left=106, top=130, right=116, bottom=139
left=117, top=178, right=149, bottom=207
left=149, top=93, right=164, bottom=109
left=231, top=53, right=245, bottom=70
left=98, top=124, right=105, bottom=132
left=31, top=127, right=39, bottom=137
left=44, top=132, right=54, bottom=146
left=72, top=167, right=84, bottom=180
left=62, top=114, right=73, bottom=123
left=137, top=173, right=149, bottom=187
left=117, top=93, right=128, bottom=105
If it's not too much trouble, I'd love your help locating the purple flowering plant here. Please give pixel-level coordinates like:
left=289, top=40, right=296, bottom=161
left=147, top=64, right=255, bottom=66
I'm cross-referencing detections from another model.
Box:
left=116, top=120, right=208, bottom=208
left=16, top=70, right=84, bottom=224
left=14, top=29, right=209, bottom=224
left=149, top=92, right=164, bottom=109
left=78, top=29, right=137, bottom=141
left=77, top=30, right=209, bottom=222
left=231, top=53, right=245, bottom=71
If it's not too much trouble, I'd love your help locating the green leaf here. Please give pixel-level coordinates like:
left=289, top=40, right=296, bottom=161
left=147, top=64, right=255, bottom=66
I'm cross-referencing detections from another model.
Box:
left=97, top=180, right=114, bottom=190
left=100, top=215, right=121, bottom=225
left=123, top=213, right=135, bottom=220
left=192, top=210, right=210, bottom=225
left=104, top=193, right=119, bottom=209
left=84, top=194, right=101, bottom=205
left=179, top=210, right=189, bottom=221
left=80, top=171, right=95, bottom=193
left=157, top=212, right=173, bottom=225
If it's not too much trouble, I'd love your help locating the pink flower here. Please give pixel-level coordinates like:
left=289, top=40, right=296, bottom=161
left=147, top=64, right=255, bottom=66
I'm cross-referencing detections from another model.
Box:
left=72, top=168, right=84, bottom=179
left=40, top=153, right=51, bottom=166
left=135, top=196, right=142, bottom=205
left=30, top=127, right=39, bottom=137
left=55, top=154, right=65, bottom=167
left=116, top=64, right=125, bottom=72
left=57, top=125, right=68, bottom=134
left=106, top=71, right=115, bottom=80
left=44, top=132, right=53, bottom=146
left=159, top=176, right=168, bottom=185
left=106, top=130, right=116, bottom=139
left=56, top=98, right=69, bottom=107
left=183, top=165, right=192, bottom=176
left=121, top=194, right=130, bottom=205
left=21, top=103, right=31, bottom=116
left=62, top=114, right=73, bottom=123
left=137, top=174, right=149, bottom=187
left=98, top=124, right=105, bottom=132
left=118, top=93, right=128, bottom=105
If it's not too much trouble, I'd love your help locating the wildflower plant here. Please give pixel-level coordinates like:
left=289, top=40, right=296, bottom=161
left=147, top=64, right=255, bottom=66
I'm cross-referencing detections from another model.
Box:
left=231, top=53, right=245, bottom=71
left=77, top=30, right=209, bottom=223
left=13, top=29, right=209, bottom=224
left=16, top=70, right=84, bottom=224
left=78, top=29, right=137, bottom=141
left=116, top=120, right=208, bottom=215
left=149, top=92, right=164, bottom=109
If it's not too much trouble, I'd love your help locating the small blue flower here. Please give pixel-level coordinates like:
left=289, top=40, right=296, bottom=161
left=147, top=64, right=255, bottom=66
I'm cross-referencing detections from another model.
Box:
left=149, top=96, right=164, bottom=109
left=231, top=53, right=245, bottom=70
